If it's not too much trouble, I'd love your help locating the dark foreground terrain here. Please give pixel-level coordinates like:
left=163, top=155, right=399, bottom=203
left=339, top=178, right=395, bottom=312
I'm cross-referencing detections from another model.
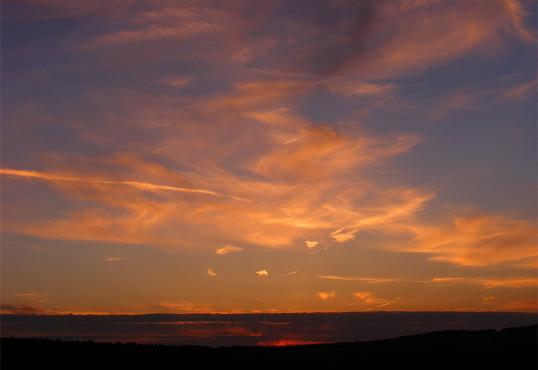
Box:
left=2, top=325, right=536, bottom=369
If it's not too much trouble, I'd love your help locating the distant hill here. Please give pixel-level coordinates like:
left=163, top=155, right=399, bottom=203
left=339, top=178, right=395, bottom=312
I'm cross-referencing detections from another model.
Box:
left=2, top=325, right=536, bottom=369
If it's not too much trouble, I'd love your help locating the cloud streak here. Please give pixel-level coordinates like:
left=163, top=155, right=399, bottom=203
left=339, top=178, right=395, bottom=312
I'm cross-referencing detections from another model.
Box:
left=317, top=275, right=399, bottom=284
left=215, top=245, right=243, bottom=256
left=0, top=168, right=247, bottom=200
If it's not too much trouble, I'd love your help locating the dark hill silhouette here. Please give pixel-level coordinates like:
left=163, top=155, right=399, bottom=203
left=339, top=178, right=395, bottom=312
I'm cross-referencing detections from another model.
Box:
left=1, top=325, right=536, bottom=369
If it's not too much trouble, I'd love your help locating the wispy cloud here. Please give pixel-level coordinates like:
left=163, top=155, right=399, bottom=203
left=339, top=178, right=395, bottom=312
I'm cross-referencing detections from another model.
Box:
left=317, top=275, right=399, bottom=284
left=431, top=276, right=538, bottom=289
left=281, top=137, right=301, bottom=145
left=353, top=291, right=395, bottom=308
left=215, top=245, right=243, bottom=256
left=328, top=81, right=396, bottom=96
left=104, top=257, right=127, bottom=262
left=281, top=270, right=298, bottom=277
left=163, top=76, right=192, bottom=89
left=499, top=78, right=537, bottom=101
left=0, top=304, right=48, bottom=315
left=2, top=0, right=536, bottom=315
left=13, top=292, right=50, bottom=303
left=395, top=214, right=537, bottom=267
left=0, top=168, right=245, bottom=200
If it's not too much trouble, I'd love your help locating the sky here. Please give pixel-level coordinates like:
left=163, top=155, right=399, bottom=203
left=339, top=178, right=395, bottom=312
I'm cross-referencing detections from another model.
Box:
left=1, top=0, right=537, bottom=315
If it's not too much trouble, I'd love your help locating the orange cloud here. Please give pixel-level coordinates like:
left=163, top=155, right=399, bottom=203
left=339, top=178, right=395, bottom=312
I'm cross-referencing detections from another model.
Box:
left=104, top=257, right=127, bottom=262
left=207, top=268, right=218, bottom=277
left=327, top=0, right=536, bottom=78
left=256, top=270, right=269, bottom=277
left=281, top=270, right=298, bottom=277
left=353, top=291, right=394, bottom=308
left=400, top=215, right=537, bottom=267
left=317, top=291, right=336, bottom=300
left=317, top=275, right=398, bottom=284
left=2, top=104, right=428, bottom=249
left=149, top=302, right=220, bottom=314
left=482, top=295, right=497, bottom=303
left=91, top=24, right=215, bottom=46
left=328, top=81, right=396, bottom=96
left=431, top=276, right=538, bottom=289
left=499, top=298, right=538, bottom=312
left=501, top=0, right=536, bottom=42
left=85, top=5, right=235, bottom=48
left=305, top=241, right=318, bottom=249
left=215, top=245, right=243, bottom=255
left=0, top=168, right=243, bottom=199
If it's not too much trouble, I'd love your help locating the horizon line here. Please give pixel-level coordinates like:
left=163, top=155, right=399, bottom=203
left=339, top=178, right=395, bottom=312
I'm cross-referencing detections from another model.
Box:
left=1, top=310, right=536, bottom=317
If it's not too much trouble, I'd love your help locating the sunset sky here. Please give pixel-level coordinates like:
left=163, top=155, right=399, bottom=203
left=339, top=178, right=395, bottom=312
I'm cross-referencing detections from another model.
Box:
left=1, top=0, right=537, bottom=315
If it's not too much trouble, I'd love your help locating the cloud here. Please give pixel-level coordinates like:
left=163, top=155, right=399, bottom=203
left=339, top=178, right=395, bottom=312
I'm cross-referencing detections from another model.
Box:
left=429, top=77, right=537, bottom=120
left=163, top=76, right=192, bottom=89
left=329, top=189, right=433, bottom=243
left=482, top=296, right=497, bottom=303
left=297, top=0, right=536, bottom=78
left=85, top=5, right=232, bottom=48
left=91, top=24, right=216, bottom=46
left=4, top=2, right=532, bottom=268
left=207, top=268, right=218, bottom=277
left=399, top=214, right=537, bottom=267
left=0, top=304, right=47, bottom=314
left=208, top=80, right=313, bottom=112
left=305, top=241, right=318, bottom=249
left=353, top=291, right=394, bottom=308
left=499, top=78, right=537, bottom=101
left=13, top=292, right=50, bottom=303
left=104, top=257, right=127, bottom=262
left=0, top=168, right=244, bottom=200
left=1, top=104, right=427, bottom=249
left=317, top=275, right=398, bottom=284
left=317, top=291, right=336, bottom=300
left=215, top=245, right=243, bottom=255
left=328, top=81, right=396, bottom=96
left=281, top=137, right=302, bottom=145
left=501, top=0, right=536, bottom=42
left=4, top=0, right=125, bottom=20
left=499, top=298, right=538, bottom=312
left=429, top=90, right=481, bottom=120
left=256, top=270, right=269, bottom=277
left=148, top=302, right=219, bottom=314
left=330, top=228, right=360, bottom=243
left=431, top=276, right=538, bottom=289
left=281, top=270, right=298, bottom=277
